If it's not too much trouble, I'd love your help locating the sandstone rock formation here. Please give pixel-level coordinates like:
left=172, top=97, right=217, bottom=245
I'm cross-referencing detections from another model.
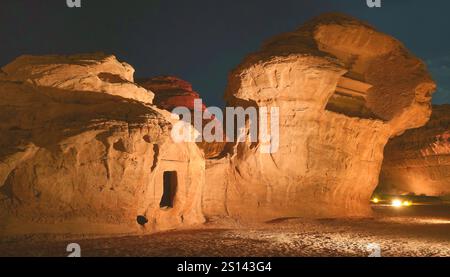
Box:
left=0, top=13, right=438, bottom=238
left=139, top=76, right=226, bottom=159
left=1, top=54, right=154, bottom=104
left=379, top=105, right=450, bottom=197
left=0, top=54, right=205, bottom=236
left=203, top=13, right=436, bottom=220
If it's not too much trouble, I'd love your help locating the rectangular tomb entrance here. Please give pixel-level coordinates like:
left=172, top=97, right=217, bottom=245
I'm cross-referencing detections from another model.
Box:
left=326, top=75, right=380, bottom=120
left=160, top=171, right=178, bottom=209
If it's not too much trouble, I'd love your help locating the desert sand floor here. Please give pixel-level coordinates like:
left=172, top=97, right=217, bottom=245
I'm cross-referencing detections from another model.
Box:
left=1, top=205, right=449, bottom=257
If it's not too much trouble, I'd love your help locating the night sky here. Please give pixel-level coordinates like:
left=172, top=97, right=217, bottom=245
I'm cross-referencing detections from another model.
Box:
left=1, top=0, right=449, bottom=107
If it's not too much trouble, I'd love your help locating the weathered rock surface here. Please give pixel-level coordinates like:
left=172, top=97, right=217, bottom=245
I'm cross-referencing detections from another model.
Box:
left=379, top=105, right=450, bottom=197
left=0, top=54, right=205, bottom=236
left=1, top=53, right=154, bottom=104
left=203, top=13, right=436, bottom=220
left=0, top=13, right=439, bottom=238
left=139, top=76, right=226, bottom=159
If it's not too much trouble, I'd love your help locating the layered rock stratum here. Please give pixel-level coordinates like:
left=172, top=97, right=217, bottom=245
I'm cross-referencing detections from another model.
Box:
left=0, top=54, right=205, bottom=236
left=203, top=13, right=436, bottom=220
left=379, top=105, right=450, bottom=197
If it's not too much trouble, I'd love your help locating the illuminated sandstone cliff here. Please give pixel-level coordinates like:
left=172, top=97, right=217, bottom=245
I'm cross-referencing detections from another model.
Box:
left=379, top=105, right=450, bottom=197
left=0, top=54, right=205, bottom=236
left=0, top=13, right=438, bottom=237
left=202, top=13, right=436, bottom=220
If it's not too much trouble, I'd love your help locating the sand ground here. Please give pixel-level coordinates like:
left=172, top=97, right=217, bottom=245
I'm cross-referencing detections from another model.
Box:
left=1, top=205, right=449, bottom=257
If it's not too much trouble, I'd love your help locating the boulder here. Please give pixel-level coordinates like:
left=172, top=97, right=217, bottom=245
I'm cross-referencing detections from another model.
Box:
left=0, top=54, right=205, bottom=237
left=203, top=13, right=436, bottom=220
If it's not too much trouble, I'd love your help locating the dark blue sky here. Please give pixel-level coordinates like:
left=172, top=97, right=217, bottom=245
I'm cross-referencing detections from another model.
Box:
left=1, top=0, right=449, bottom=106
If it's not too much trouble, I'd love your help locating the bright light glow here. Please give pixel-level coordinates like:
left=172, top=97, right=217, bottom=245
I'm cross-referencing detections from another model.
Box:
left=420, top=219, right=450, bottom=224
left=391, top=199, right=403, bottom=208
left=372, top=198, right=380, bottom=204
left=402, top=201, right=412, bottom=207
left=382, top=218, right=450, bottom=225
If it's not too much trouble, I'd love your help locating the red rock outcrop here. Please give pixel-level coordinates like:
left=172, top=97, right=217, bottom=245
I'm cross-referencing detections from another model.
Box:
left=379, top=105, right=450, bottom=197
left=139, top=76, right=205, bottom=111
left=0, top=54, right=205, bottom=236
left=139, top=76, right=226, bottom=159
left=202, top=13, right=436, bottom=220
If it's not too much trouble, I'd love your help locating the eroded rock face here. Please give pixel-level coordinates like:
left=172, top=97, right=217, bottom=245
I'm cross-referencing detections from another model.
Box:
left=0, top=54, right=205, bottom=236
left=379, top=105, right=450, bottom=197
left=203, top=13, right=436, bottom=220
left=139, top=76, right=226, bottom=159
left=0, top=14, right=439, bottom=237
left=1, top=53, right=154, bottom=104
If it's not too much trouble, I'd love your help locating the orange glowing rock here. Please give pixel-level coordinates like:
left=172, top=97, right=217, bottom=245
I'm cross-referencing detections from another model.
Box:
left=380, top=105, right=450, bottom=197
left=203, top=13, right=436, bottom=220
left=0, top=13, right=438, bottom=238
left=0, top=54, right=206, bottom=236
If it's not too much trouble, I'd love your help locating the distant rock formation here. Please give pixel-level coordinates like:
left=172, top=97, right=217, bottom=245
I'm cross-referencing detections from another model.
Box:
left=203, top=13, right=436, bottom=220
left=0, top=54, right=205, bottom=236
left=139, top=76, right=226, bottom=159
left=379, top=105, right=450, bottom=197
left=138, top=76, right=205, bottom=111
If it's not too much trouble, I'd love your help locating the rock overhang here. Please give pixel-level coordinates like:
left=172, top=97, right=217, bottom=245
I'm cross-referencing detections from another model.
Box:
left=1, top=53, right=155, bottom=105
left=209, top=13, right=437, bottom=220
left=226, top=13, right=436, bottom=134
